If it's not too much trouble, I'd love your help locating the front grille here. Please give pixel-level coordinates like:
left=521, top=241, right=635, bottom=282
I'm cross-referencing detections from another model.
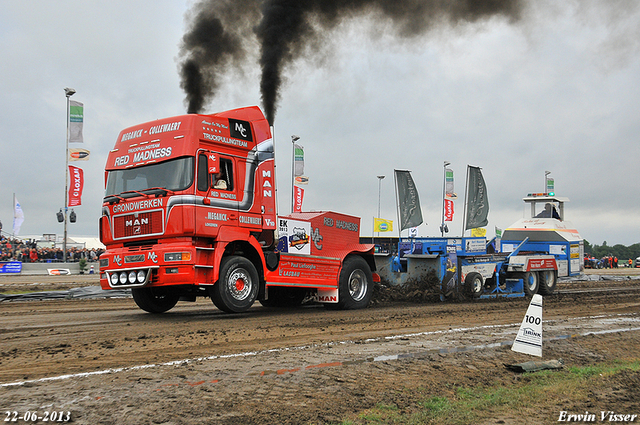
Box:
left=113, top=210, right=164, bottom=239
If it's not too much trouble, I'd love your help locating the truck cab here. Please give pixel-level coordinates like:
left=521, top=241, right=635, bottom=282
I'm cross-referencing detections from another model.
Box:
left=99, top=106, right=376, bottom=314
left=501, top=193, right=583, bottom=278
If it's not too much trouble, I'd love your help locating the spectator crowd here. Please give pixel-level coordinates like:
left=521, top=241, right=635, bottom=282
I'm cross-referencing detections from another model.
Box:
left=583, top=254, right=621, bottom=269
left=0, top=235, right=104, bottom=263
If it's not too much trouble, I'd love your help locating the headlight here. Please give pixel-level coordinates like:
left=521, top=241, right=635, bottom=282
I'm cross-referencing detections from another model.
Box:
left=110, top=273, right=118, bottom=285
left=119, top=272, right=127, bottom=284
left=128, top=271, right=137, bottom=284
left=137, top=270, right=146, bottom=283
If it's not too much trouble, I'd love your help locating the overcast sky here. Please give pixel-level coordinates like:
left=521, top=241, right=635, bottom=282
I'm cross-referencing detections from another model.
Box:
left=1, top=0, right=639, bottom=247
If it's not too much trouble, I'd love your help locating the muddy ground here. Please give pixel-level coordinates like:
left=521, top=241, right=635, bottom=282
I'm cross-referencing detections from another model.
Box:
left=1, top=269, right=639, bottom=424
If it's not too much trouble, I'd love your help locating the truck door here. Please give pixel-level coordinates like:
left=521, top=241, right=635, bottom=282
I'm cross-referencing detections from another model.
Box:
left=197, top=150, right=239, bottom=232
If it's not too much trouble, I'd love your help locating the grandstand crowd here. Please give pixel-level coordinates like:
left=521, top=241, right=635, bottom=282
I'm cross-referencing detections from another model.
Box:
left=0, top=234, right=104, bottom=263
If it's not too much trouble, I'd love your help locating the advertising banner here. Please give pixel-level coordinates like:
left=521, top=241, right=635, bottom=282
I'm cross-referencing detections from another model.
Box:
left=465, top=166, right=489, bottom=230
left=69, top=100, right=84, bottom=143
left=277, top=217, right=311, bottom=255
left=69, top=148, right=90, bottom=161
left=394, top=169, right=423, bottom=231
left=0, top=262, right=22, bottom=274
left=293, top=185, right=304, bottom=213
left=374, top=218, right=393, bottom=232
left=68, top=165, right=84, bottom=207
left=444, top=198, right=454, bottom=221
left=13, top=196, right=24, bottom=236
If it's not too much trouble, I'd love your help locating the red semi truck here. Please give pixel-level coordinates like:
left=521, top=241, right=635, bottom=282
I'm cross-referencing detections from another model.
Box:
left=99, top=106, right=378, bottom=313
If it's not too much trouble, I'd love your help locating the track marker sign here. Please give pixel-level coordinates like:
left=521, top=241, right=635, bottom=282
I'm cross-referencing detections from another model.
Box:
left=512, top=294, right=543, bottom=357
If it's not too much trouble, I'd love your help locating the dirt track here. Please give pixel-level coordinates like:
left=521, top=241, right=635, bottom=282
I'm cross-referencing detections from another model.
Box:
left=1, top=270, right=640, bottom=424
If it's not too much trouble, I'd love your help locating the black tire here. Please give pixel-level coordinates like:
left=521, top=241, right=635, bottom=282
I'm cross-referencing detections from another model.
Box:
left=259, top=286, right=306, bottom=308
left=538, top=270, right=557, bottom=295
left=518, top=271, right=540, bottom=296
left=131, top=287, right=180, bottom=314
left=333, top=256, right=373, bottom=310
left=211, top=256, right=259, bottom=313
left=464, top=272, right=484, bottom=298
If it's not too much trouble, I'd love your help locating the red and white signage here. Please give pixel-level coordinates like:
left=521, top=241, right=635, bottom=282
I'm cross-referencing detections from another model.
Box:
left=293, top=186, right=304, bottom=213
left=444, top=198, right=454, bottom=222
left=68, top=165, right=84, bottom=207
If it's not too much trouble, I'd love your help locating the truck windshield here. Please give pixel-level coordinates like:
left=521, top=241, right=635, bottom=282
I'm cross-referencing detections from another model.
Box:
left=105, top=157, right=194, bottom=197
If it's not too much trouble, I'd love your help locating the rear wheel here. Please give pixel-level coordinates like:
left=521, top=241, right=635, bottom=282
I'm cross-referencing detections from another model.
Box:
left=211, top=256, right=259, bottom=313
left=332, top=256, right=373, bottom=310
left=538, top=270, right=557, bottom=295
left=464, top=272, right=484, bottom=298
left=131, top=287, right=180, bottom=314
left=519, top=271, right=540, bottom=296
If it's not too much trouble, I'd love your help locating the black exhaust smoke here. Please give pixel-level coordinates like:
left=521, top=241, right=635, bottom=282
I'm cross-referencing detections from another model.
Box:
left=179, top=0, right=524, bottom=123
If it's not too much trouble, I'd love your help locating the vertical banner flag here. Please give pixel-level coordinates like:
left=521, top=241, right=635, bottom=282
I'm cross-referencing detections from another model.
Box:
left=293, top=185, right=304, bottom=213
left=374, top=218, right=393, bottom=232
left=294, top=144, right=304, bottom=177
left=546, top=177, right=554, bottom=194
left=13, top=197, right=24, bottom=236
left=465, top=166, right=489, bottom=230
left=445, top=167, right=456, bottom=199
left=394, top=170, right=423, bottom=231
left=444, top=199, right=454, bottom=222
left=68, top=165, right=84, bottom=207
left=69, top=100, right=84, bottom=143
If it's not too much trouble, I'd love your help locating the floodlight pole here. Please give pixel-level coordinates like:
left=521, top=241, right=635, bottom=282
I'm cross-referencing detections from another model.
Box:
left=63, top=87, right=75, bottom=263
left=291, top=135, right=300, bottom=213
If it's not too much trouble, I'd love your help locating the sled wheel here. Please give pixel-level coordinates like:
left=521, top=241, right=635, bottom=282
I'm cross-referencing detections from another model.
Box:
left=464, top=272, right=484, bottom=298
left=538, top=270, right=557, bottom=295
left=520, top=271, right=540, bottom=296
left=211, top=256, right=259, bottom=313
left=131, top=287, right=180, bottom=314
left=333, top=256, right=373, bottom=310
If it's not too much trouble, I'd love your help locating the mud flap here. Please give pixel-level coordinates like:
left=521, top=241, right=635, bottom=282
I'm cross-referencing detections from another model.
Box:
left=316, top=288, right=339, bottom=303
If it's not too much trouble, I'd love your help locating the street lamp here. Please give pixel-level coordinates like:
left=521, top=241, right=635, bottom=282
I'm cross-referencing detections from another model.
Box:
left=63, top=87, right=76, bottom=263
left=441, top=161, right=451, bottom=237
left=376, top=175, right=385, bottom=237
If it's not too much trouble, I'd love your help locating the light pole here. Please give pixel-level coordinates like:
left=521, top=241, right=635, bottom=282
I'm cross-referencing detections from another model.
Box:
left=291, top=135, right=300, bottom=213
left=63, top=87, right=75, bottom=263
left=441, top=161, right=450, bottom=237
left=376, top=175, right=385, bottom=237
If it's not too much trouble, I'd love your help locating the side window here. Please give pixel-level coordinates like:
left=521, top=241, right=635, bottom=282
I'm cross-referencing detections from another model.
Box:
left=197, top=153, right=209, bottom=192
left=213, top=158, right=234, bottom=191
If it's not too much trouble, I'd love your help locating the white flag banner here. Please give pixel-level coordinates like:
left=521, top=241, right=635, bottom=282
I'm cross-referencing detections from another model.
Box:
left=13, top=197, right=24, bottom=236
left=69, top=100, right=84, bottom=143
left=294, top=144, right=304, bottom=177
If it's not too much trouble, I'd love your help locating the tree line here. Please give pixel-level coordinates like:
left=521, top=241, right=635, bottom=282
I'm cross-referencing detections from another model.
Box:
left=584, top=240, right=640, bottom=261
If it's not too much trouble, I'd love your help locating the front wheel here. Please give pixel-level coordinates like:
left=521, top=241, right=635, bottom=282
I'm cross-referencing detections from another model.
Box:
left=538, top=270, right=557, bottom=295
left=131, top=287, right=180, bottom=314
left=211, top=256, right=259, bottom=313
left=333, top=256, right=373, bottom=310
